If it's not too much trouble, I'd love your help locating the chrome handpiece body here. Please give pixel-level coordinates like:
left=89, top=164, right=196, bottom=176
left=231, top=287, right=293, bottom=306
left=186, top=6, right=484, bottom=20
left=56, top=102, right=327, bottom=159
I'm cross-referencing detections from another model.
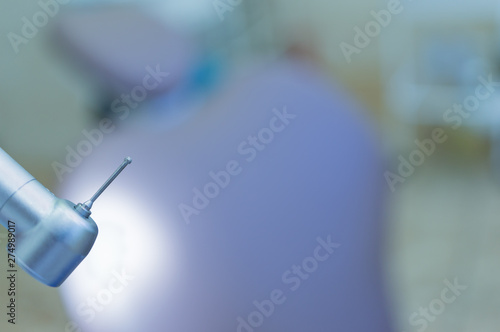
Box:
left=0, top=147, right=130, bottom=287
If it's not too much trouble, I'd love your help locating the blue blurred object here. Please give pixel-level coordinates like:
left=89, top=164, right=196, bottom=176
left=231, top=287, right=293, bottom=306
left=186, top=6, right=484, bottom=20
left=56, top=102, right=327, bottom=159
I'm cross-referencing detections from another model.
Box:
left=58, top=58, right=393, bottom=332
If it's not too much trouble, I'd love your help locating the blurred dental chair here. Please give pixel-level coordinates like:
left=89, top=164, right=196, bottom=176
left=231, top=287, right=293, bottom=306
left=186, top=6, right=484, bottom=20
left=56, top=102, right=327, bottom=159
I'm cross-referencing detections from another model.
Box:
left=57, top=56, right=394, bottom=331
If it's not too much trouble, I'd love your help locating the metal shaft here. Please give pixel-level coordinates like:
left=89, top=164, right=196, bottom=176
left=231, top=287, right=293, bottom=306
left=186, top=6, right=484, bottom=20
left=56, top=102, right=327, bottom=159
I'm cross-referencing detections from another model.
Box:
left=89, top=157, right=132, bottom=205
left=75, top=157, right=132, bottom=218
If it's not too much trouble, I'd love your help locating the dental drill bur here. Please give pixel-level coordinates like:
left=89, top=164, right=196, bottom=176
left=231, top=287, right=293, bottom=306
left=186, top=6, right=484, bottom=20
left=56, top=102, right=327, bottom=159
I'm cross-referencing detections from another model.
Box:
left=75, top=157, right=132, bottom=218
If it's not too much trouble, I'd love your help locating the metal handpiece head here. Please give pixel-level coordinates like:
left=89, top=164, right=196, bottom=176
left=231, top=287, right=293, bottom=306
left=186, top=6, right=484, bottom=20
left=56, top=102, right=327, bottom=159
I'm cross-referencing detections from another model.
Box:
left=0, top=147, right=133, bottom=287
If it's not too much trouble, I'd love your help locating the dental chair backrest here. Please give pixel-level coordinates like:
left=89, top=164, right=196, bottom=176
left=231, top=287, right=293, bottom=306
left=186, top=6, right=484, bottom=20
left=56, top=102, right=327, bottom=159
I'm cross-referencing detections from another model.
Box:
left=55, top=6, right=196, bottom=97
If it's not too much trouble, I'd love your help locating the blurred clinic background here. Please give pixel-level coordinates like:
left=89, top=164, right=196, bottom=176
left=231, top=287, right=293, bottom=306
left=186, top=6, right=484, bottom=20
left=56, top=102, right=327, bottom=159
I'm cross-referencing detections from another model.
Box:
left=1, top=0, right=500, bottom=331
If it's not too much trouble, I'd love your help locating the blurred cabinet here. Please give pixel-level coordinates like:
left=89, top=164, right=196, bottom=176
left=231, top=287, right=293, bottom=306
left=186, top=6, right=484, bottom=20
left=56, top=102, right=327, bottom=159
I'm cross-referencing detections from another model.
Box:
left=380, top=0, right=500, bottom=129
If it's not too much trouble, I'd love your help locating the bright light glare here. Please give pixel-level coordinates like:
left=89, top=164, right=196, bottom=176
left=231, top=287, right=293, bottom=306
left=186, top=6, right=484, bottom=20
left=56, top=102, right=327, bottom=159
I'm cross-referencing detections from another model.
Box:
left=61, top=190, right=177, bottom=305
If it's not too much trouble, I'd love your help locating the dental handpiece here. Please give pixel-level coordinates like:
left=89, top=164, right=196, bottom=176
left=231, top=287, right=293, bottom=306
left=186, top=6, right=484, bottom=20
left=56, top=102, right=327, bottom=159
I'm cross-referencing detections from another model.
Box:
left=0, top=147, right=131, bottom=287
